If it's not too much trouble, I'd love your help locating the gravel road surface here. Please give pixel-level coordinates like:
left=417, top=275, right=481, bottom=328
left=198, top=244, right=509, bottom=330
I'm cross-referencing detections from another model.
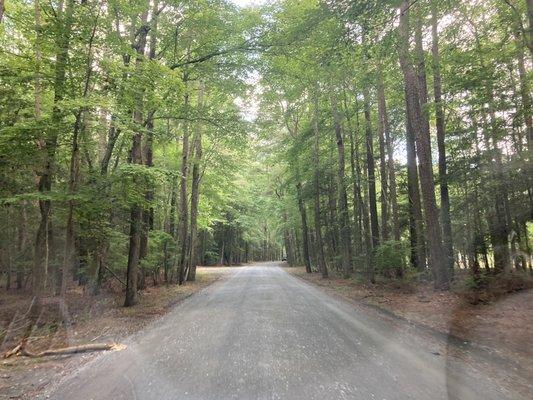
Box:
left=44, top=263, right=525, bottom=400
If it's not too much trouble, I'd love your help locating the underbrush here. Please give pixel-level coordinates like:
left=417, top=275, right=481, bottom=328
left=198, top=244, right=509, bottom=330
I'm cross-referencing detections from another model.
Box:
left=453, top=270, right=533, bottom=304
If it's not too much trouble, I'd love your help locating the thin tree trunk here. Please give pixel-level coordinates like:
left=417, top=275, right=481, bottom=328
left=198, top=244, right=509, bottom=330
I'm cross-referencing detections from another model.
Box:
left=363, top=87, right=380, bottom=251
left=486, top=108, right=512, bottom=274
left=187, top=82, right=205, bottom=282
left=431, top=1, right=454, bottom=277
left=348, top=101, right=364, bottom=257
left=331, top=94, right=353, bottom=278
left=17, top=206, right=28, bottom=290
left=526, top=0, right=533, bottom=57
left=124, top=8, right=149, bottom=307
left=471, top=27, right=512, bottom=274
left=61, top=5, right=99, bottom=298
left=33, top=0, right=44, bottom=297
left=296, top=181, right=312, bottom=273
left=360, top=139, right=374, bottom=283
left=377, top=66, right=400, bottom=242
left=414, top=13, right=431, bottom=141
left=376, top=64, right=390, bottom=242
left=34, top=0, right=75, bottom=297
left=61, top=113, right=81, bottom=299
left=326, top=174, right=339, bottom=268
left=178, top=83, right=191, bottom=284
left=139, top=0, right=159, bottom=286
left=313, top=93, right=328, bottom=278
left=514, top=27, right=533, bottom=218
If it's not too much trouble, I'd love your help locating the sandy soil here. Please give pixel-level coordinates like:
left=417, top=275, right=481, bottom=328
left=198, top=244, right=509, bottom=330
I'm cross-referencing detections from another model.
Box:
left=0, top=267, right=232, bottom=399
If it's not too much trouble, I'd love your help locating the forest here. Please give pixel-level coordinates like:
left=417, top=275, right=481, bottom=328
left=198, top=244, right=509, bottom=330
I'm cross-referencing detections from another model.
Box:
left=0, top=0, right=531, bottom=311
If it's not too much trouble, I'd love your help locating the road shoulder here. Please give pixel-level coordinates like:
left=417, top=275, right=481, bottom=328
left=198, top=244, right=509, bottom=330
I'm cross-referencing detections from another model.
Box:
left=283, top=266, right=532, bottom=387
left=0, top=267, right=233, bottom=400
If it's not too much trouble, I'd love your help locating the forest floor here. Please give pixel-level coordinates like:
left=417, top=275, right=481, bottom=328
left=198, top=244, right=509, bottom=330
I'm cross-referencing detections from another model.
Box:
left=285, top=266, right=532, bottom=373
left=0, top=267, right=231, bottom=399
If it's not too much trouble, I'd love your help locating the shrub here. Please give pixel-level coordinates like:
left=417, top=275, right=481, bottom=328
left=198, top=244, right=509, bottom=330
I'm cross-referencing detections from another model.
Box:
left=374, top=240, right=408, bottom=279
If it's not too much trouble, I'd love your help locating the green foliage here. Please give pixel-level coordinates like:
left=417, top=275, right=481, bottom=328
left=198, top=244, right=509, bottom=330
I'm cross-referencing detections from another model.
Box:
left=0, top=0, right=531, bottom=294
left=374, top=241, right=407, bottom=278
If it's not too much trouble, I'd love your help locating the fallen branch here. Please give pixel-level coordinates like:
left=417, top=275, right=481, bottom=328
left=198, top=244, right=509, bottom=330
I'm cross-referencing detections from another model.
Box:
left=2, top=342, right=23, bottom=359
left=3, top=339, right=125, bottom=359
left=104, top=265, right=126, bottom=287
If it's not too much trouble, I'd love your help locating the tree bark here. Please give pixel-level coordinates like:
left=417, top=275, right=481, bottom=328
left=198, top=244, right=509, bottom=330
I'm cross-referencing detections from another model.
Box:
left=376, top=64, right=390, bottom=242
left=61, top=4, right=98, bottom=298
left=377, top=66, right=400, bottom=242
left=399, top=1, right=449, bottom=289
left=347, top=102, right=364, bottom=257
left=431, top=1, right=454, bottom=277
left=124, top=8, right=149, bottom=307
left=34, top=0, right=75, bottom=297
left=139, top=0, right=159, bottom=285
left=313, top=93, right=328, bottom=278
left=296, top=181, right=312, bottom=273
left=178, top=84, right=191, bottom=284
left=187, top=82, right=205, bottom=282
left=331, top=94, right=353, bottom=278
left=363, top=87, right=380, bottom=251
left=526, top=0, right=533, bottom=57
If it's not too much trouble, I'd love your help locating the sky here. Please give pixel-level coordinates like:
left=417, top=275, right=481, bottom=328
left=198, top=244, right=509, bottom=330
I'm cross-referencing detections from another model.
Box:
left=230, top=0, right=266, bottom=7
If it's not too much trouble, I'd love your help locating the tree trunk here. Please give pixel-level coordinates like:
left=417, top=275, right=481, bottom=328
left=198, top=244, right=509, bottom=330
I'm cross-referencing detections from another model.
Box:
left=405, top=101, right=426, bottom=272
left=34, top=0, right=75, bottom=297
left=139, top=0, right=159, bottom=284
left=187, top=82, right=205, bottom=282
left=377, top=66, right=400, bottom=242
left=313, top=93, right=328, bottom=278
left=526, top=0, right=533, bottom=57
left=326, top=174, right=339, bottom=268
left=331, top=95, right=353, bottom=277
left=124, top=8, right=149, bottom=307
left=363, top=87, right=380, bottom=251
left=431, top=1, right=454, bottom=277
left=514, top=28, right=533, bottom=217
left=376, top=64, right=390, bottom=242
left=485, top=109, right=512, bottom=274
left=61, top=112, right=81, bottom=299
left=296, top=181, right=312, bottom=273
left=178, top=78, right=191, bottom=284
left=399, top=1, right=449, bottom=289
left=61, top=6, right=98, bottom=298
left=17, top=206, right=28, bottom=290
left=348, top=102, right=364, bottom=257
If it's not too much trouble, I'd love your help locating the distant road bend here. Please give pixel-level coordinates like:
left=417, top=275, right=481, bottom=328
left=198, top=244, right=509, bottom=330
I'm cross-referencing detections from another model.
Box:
left=45, top=263, right=525, bottom=400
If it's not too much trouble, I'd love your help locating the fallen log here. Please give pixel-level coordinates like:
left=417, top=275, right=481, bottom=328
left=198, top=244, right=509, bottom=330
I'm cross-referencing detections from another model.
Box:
left=3, top=340, right=125, bottom=359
